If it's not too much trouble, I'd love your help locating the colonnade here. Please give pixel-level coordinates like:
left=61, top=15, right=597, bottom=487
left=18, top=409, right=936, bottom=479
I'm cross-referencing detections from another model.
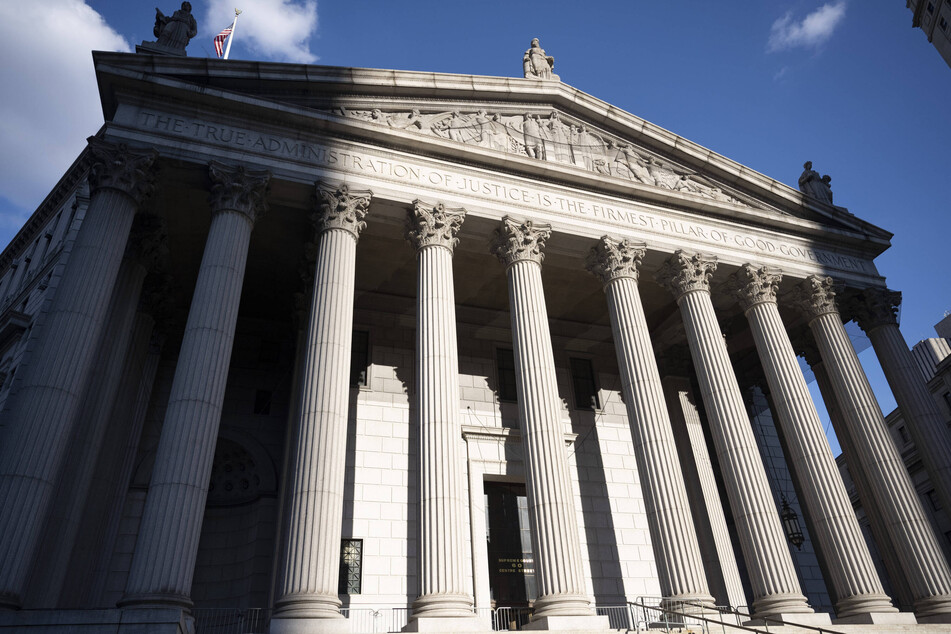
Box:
left=0, top=141, right=950, bottom=628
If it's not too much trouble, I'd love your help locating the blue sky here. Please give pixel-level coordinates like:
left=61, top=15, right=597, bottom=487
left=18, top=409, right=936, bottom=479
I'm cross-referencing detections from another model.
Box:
left=1, top=1, right=949, bottom=454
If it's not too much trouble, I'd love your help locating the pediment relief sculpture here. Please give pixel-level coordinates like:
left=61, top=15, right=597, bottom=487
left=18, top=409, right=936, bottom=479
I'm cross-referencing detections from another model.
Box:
left=332, top=107, right=755, bottom=209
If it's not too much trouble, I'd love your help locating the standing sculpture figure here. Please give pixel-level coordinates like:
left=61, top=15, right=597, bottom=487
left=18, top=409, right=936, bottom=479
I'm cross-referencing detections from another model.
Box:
left=798, top=161, right=832, bottom=205
left=141, top=2, right=197, bottom=55
left=523, top=38, right=560, bottom=81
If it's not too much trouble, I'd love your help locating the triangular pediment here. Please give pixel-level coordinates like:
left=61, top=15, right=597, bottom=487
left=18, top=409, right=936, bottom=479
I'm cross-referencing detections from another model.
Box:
left=92, top=52, right=892, bottom=252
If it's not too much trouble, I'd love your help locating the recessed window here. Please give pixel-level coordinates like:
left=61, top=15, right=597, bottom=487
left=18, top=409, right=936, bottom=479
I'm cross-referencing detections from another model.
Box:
left=928, top=489, right=941, bottom=511
left=339, top=539, right=363, bottom=594
left=253, top=389, right=272, bottom=415
left=497, top=348, right=518, bottom=403
left=941, top=16, right=949, bottom=31
left=569, top=357, right=599, bottom=410
left=350, top=330, right=369, bottom=387
left=898, top=425, right=910, bottom=444
left=928, top=2, right=935, bottom=14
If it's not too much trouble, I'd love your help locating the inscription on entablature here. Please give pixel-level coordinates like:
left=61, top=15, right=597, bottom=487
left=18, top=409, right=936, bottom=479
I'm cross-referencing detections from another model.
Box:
left=130, top=110, right=873, bottom=275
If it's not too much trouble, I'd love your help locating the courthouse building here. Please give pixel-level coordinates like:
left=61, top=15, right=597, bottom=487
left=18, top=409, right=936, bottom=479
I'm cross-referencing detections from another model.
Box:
left=2, top=34, right=951, bottom=634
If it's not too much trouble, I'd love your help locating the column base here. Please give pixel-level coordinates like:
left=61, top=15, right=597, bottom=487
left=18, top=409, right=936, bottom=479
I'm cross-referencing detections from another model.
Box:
left=0, top=607, right=190, bottom=633
left=522, top=615, right=610, bottom=631
left=750, top=591, right=813, bottom=619
left=116, top=592, right=193, bottom=610
left=270, top=616, right=351, bottom=634
left=745, top=612, right=832, bottom=628
left=403, top=615, right=487, bottom=631
left=835, top=611, right=917, bottom=625
left=915, top=594, right=951, bottom=622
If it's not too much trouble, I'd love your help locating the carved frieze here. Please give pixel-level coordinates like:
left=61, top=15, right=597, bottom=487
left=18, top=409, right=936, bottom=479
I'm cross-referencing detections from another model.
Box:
left=586, top=236, right=646, bottom=285
left=849, top=287, right=901, bottom=333
left=312, top=182, right=372, bottom=239
left=405, top=200, right=467, bottom=252
left=331, top=107, right=750, bottom=208
left=790, top=275, right=839, bottom=321
left=86, top=137, right=158, bottom=204
left=657, top=250, right=717, bottom=298
left=729, top=264, right=782, bottom=312
left=208, top=161, right=271, bottom=223
left=490, top=216, right=551, bottom=267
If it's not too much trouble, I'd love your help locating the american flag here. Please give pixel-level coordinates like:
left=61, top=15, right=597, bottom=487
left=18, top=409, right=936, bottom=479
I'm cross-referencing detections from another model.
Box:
left=214, top=21, right=234, bottom=58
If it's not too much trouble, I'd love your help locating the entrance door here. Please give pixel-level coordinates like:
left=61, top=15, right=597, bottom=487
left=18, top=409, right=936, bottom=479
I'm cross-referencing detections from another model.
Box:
left=484, top=481, right=537, bottom=609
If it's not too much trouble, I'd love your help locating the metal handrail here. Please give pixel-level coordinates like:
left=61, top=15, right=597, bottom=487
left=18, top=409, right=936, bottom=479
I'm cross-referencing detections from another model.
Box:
left=629, top=599, right=768, bottom=633
left=675, top=600, right=847, bottom=634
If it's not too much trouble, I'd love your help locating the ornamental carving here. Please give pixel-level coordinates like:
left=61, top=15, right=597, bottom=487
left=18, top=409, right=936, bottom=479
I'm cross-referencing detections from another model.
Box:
left=313, top=182, right=372, bottom=239
left=849, top=287, right=901, bottom=333
left=331, top=107, right=751, bottom=208
left=656, top=250, right=717, bottom=298
left=790, top=275, right=839, bottom=321
left=490, top=216, right=551, bottom=267
left=208, top=161, right=271, bottom=223
left=405, top=200, right=466, bottom=251
left=86, top=137, right=158, bottom=204
left=140, top=270, right=175, bottom=326
left=125, top=213, right=169, bottom=270
left=585, top=236, right=646, bottom=285
left=729, top=264, right=782, bottom=312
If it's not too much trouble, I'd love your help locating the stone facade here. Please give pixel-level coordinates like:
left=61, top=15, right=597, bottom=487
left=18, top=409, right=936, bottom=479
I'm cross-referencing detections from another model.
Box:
left=0, top=49, right=949, bottom=634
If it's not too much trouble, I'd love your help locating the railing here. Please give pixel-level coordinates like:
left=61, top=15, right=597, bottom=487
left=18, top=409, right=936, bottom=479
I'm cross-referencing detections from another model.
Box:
left=630, top=599, right=848, bottom=634
left=339, top=607, right=410, bottom=632
left=193, top=608, right=270, bottom=634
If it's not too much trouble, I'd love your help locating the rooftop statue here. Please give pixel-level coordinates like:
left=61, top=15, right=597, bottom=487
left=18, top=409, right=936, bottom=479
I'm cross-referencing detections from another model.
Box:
left=523, top=38, right=560, bottom=81
left=798, top=160, right=833, bottom=205
left=137, top=2, right=198, bottom=56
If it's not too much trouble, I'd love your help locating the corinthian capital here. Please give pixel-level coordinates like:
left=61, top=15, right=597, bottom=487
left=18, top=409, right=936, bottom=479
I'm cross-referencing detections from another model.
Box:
left=405, top=200, right=466, bottom=252
left=586, top=236, right=645, bottom=286
left=125, top=213, right=169, bottom=270
left=729, top=264, right=782, bottom=312
left=656, top=250, right=717, bottom=298
left=489, top=216, right=551, bottom=267
left=208, top=161, right=271, bottom=224
left=849, top=287, right=901, bottom=333
left=313, top=182, right=373, bottom=239
left=790, top=275, right=839, bottom=321
left=86, top=137, right=158, bottom=204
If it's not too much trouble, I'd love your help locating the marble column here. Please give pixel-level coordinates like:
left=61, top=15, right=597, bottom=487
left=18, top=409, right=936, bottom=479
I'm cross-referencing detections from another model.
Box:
left=656, top=250, right=816, bottom=622
left=490, top=217, right=607, bottom=631
left=792, top=275, right=951, bottom=622
left=586, top=237, right=714, bottom=612
left=271, top=183, right=371, bottom=634
left=798, top=342, right=914, bottom=612
left=851, top=288, right=951, bottom=520
left=730, top=265, right=900, bottom=622
left=121, top=161, right=269, bottom=608
left=404, top=201, right=483, bottom=631
left=0, top=138, right=156, bottom=609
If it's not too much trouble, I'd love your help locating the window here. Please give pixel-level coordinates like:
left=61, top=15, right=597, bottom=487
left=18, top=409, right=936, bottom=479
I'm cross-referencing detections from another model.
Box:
left=928, top=489, right=942, bottom=511
left=897, top=425, right=910, bottom=444
left=497, top=348, right=518, bottom=403
left=941, top=16, right=949, bottom=31
left=339, top=539, right=363, bottom=594
left=569, top=357, right=599, bottom=410
left=350, top=330, right=369, bottom=387
left=253, top=389, right=272, bottom=415
left=943, top=392, right=951, bottom=416
left=928, top=2, right=935, bottom=14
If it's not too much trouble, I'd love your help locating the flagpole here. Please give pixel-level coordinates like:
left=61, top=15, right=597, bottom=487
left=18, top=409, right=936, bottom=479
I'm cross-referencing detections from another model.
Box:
left=224, top=8, right=241, bottom=60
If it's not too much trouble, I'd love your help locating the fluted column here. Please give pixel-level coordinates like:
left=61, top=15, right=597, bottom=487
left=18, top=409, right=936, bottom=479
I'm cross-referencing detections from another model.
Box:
left=271, top=183, right=371, bottom=634
left=657, top=251, right=814, bottom=621
left=851, top=288, right=951, bottom=521
left=0, top=138, right=156, bottom=609
left=586, top=237, right=714, bottom=611
left=120, top=161, right=269, bottom=608
left=730, top=265, right=898, bottom=621
left=490, top=217, right=607, bottom=631
left=792, top=276, right=951, bottom=622
left=404, top=201, right=483, bottom=631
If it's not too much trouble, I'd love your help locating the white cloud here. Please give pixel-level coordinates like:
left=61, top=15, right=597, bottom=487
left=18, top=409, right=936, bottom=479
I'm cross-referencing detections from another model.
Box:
left=768, top=1, right=847, bottom=52
left=0, top=1, right=129, bottom=224
left=205, top=0, right=318, bottom=63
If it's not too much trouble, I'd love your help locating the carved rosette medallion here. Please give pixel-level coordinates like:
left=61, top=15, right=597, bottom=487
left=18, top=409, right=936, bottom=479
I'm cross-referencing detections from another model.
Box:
left=729, top=264, right=782, bottom=313
left=405, top=200, right=467, bottom=252
left=656, top=250, right=717, bottom=299
left=850, top=287, right=901, bottom=333
left=585, top=236, right=646, bottom=286
left=208, top=161, right=271, bottom=224
left=312, top=182, right=373, bottom=240
left=86, top=137, right=158, bottom=204
left=790, top=275, right=839, bottom=321
left=125, top=213, right=169, bottom=270
left=489, top=217, right=552, bottom=268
